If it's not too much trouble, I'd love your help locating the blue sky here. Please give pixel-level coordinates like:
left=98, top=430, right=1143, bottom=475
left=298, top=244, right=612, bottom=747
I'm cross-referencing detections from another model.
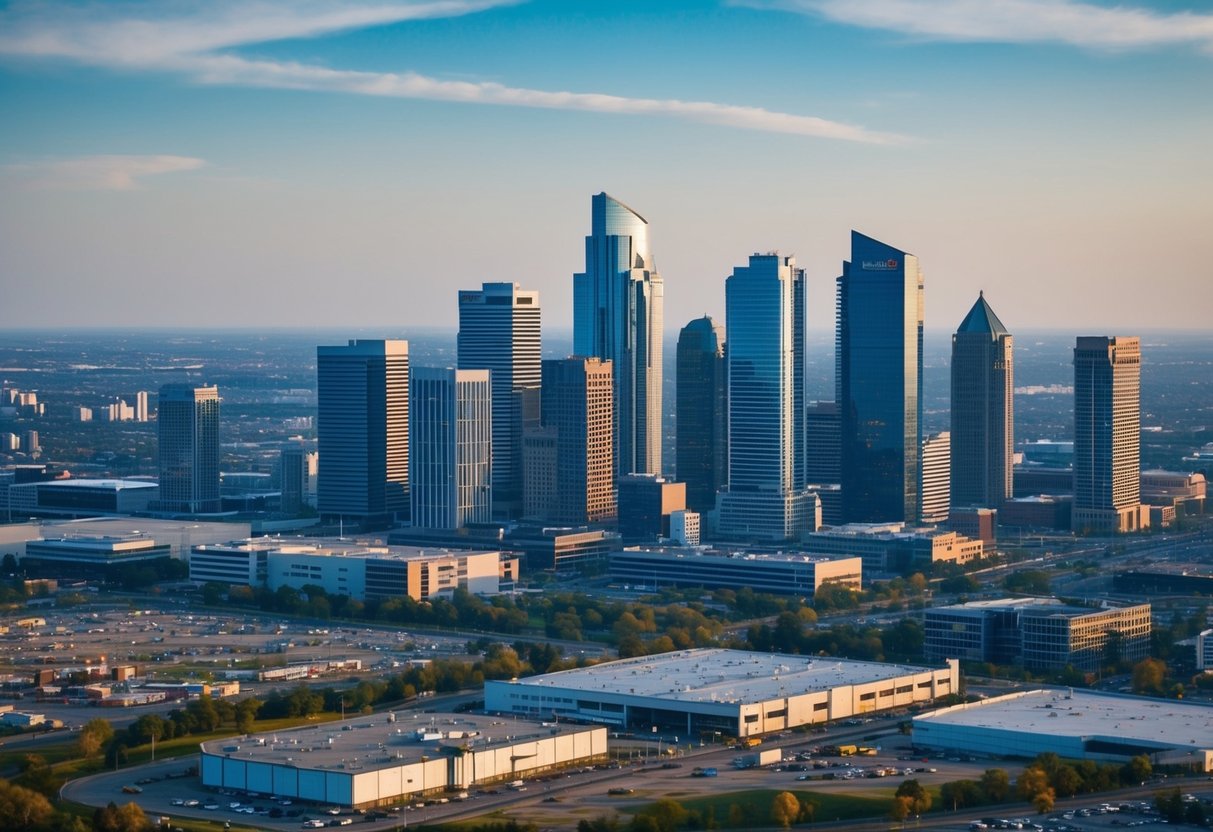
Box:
left=0, top=0, right=1210, bottom=334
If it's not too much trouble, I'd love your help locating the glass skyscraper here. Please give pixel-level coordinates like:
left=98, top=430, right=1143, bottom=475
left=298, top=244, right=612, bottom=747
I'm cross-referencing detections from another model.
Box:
left=157, top=383, right=220, bottom=513
left=410, top=367, right=492, bottom=531
left=675, top=315, right=727, bottom=513
left=316, top=339, right=409, bottom=527
left=950, top=292, right=1013, bottom=509
left=457, top=282, right=541, bottom=519
left=837, top=231, right=923, bottom=524
left=1073, top=336, right=1147, bottom=533
left=716, top=253, right=815, bottom=541
left=573, top=192, right=663, bottom=477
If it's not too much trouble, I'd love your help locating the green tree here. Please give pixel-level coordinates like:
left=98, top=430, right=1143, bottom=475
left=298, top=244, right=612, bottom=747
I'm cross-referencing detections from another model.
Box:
left=0, top=779, right=55, bottom=830
left=1132, top=657, right=1167, bottom=695
left=1052, top=764, right=1082, bottom=798
left=895, top=779, right=932, bottom=816
left=1017, top=766, right=1051, bottom=801
left=940, top=779, right=983, bottom=811
left=78, top=717, right=115, bottom=758
left=1123, top=754, right=1152, bottom=785
left=770, top=792, right=800, bottom=829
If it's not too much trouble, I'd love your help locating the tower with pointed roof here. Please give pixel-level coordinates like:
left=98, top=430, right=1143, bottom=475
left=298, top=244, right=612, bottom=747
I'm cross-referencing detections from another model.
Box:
left=950, top=292, right=1013, bottom=509
left=573, top=192, right=663, bottom=478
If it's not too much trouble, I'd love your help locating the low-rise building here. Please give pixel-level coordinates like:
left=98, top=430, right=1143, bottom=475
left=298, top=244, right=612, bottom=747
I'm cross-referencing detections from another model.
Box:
left=486, top=648, right=958, bottom=739
left=804, top=523, right=983, bottom=576
left=22, top=535, right=172, bottom=579
left=913, top=689, right=1213, bottom=769
left=200, top=713, right=607, bottom=808
left=610, top=547, right=861, bottom=597
left=190, top=537, right=514, bottom=601
left=924, top=597, right=1151, bottom=672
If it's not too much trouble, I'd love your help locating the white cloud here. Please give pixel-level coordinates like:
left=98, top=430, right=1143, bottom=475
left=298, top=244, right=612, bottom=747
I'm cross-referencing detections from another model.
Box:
left=743, top=0, right=1213, bottom=52
left=4, top=155, right=206, bottom=190
left=0, top=0, right=903, bottom=143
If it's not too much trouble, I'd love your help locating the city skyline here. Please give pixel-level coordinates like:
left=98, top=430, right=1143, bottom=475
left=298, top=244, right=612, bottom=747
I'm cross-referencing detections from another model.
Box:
left=2, top=1, right=1210, bottom=332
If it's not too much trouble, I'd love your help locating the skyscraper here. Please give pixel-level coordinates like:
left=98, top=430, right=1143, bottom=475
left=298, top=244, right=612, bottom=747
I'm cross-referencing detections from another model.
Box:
left=457, top=282, right=541, bottom=519
left=920, top=431, right=951, bottom=525
left=316, top=339, right=409, bottom=527
left=716, top=253, right=815, bottom=541
left=837, top=231, right=924, bottom=524
left=951, top=292, right=1013, bottom=509
left=157, top=383, right=220, bottom=513
left=675, top=316, right=726, bottom=513
left=280, top=442, right=318, bottom=515
left=536, top=357, right=616, bottom=524
left=410, top=368, right=492, bottom=531
left=135, top=390, right=149, bottom=423
left=573, top=192, right=663, bottom=477
left=1073, top=336, right=1148, bottom=533
left=805, top=401, right=841, bottom=484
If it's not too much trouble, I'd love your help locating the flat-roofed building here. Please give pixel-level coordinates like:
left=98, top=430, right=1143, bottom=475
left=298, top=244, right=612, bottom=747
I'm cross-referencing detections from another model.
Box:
left=0, top=517, right=251, bottom=560
left=924, top=597, right=1150, bottom=672
left=610, top=547, right=860, bottom=596
left=200, top=713, right=606, bottom=808
left=486, top=648, right=958, bottom=739
left=1113, top=564, right=1213, bottom=596
left=1000, top=494, right=1072, bottom=530
left=32, top=479, right=158, bottom=517
left=189, top=535, right=513, bottom=600
left=913, top=689, right=1213, bottom=770
left=805, top=523, right=982, bottom=576
left=1141, top=470, right=1206, bottom=519
left=617, top=474, right=686, bottom=544
left=1198, top=629, right=1213, bottom=671
left=23, top=535, right=172, bottom=579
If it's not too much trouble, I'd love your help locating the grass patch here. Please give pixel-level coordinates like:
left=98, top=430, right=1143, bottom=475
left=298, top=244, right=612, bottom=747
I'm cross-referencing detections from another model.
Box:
left=667, top=788, right=896, bottom=827
left=1, top=713, right=344, bottom=779
left=61, top=799, right=264, bottom=832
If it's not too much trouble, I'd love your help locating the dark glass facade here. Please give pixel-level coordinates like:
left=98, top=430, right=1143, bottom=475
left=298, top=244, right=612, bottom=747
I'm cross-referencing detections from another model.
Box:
left=837, top=231, right=923, bottom=524
left=675, top=316, right=726, bottom=512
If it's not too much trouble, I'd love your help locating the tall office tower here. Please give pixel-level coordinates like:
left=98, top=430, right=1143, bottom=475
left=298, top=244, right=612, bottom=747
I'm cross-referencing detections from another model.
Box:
left=1073, top=336, right=1147, bottom=533
left=135, top=391, right=149, bottom=423
left=157, top=383, right=220, bottom=513
left=316, top=339, right=409, bottom=527
left=950, top=292, right=1013, bottom=509
left=920, top=431, right=951, bottom=525
left=23, top=430, right=40, bottom=454
left=716, top=253, right=815, bottom=541
left=457, top=282, right=541, bottom=519
left=675, top=316, right=727, bottom=513
left=573, top=192, right=663, bottom=477
left=410, top=368, right=492, bottom=530
left=805, top=401, right=841, bottom=484
left=280, top=442, right=318, bottom=515
left=539, top=357, right=616, bottom=524
left=837, top=231, right=924, bottom=524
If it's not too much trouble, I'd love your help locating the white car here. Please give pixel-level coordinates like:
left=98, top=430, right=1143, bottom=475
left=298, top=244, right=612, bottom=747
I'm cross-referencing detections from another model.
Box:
left=170, top=799, right=185, bottom=806
left=303, top=821, right=327, bottom=829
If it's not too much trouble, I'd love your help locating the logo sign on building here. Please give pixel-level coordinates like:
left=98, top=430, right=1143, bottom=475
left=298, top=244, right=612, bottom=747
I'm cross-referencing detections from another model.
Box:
left=860, top=259, right=899, bottom=271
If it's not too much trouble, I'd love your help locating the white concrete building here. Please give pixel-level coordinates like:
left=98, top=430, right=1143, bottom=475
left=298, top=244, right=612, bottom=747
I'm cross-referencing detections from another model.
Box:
left=200, top=713, right=606, bottom=808
left=913, top=689, right=1213, bottom=770
left=191, top=537, right=509, bottom=601
left=486, top=648, right=958, bottom=739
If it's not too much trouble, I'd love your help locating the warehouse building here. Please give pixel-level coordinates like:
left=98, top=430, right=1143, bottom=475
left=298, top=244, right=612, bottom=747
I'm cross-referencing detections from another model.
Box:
left=913, top=689, right=1213, bottom=770
left=485, top=648, right=958, bottom=739
left=199, top=713, right=606, bottom=808
left=609, top=547, right=861, bottom=596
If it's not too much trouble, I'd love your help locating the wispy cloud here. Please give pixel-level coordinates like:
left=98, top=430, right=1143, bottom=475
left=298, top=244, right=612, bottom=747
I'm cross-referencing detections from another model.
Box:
left=3, top=155, right=206, bottom=190
left=0, top=0, right=903, bottom=144
left=742, top=0, right=1213, bottom=52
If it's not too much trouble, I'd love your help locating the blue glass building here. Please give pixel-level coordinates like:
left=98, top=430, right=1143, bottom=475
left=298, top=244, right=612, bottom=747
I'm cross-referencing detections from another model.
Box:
left=837, top=232, right=923, bottom=524
left=573, top=193, right=663, bottom=477
left=716, top=253, right=815, bottom=541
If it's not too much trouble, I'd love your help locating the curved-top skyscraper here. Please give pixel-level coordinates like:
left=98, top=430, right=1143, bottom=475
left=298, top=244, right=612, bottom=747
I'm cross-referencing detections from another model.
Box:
left=573, top=193, right=663, bottom=477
